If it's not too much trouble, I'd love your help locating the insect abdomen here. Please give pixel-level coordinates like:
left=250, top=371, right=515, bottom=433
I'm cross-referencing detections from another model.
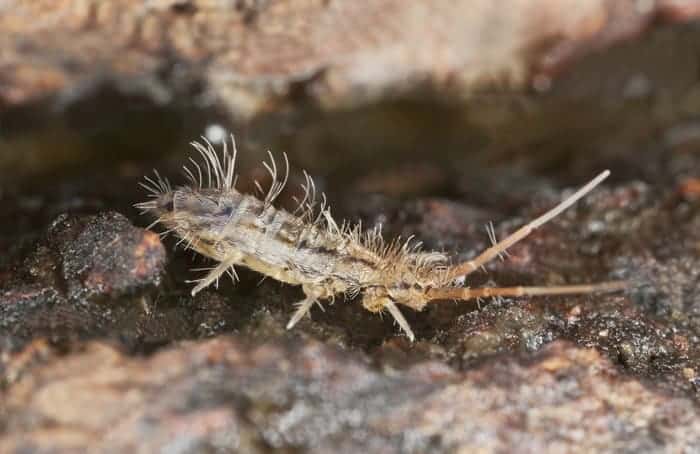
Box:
left=177, top=190, right=353, bottom=288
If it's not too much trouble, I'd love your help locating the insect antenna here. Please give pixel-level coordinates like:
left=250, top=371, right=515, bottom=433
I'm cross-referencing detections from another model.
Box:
left=448, top=170, right=611, bottom=280
left=425, top=281, right=627, bottom=303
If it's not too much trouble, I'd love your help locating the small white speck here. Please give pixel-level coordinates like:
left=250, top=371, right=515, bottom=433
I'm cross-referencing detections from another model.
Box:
left=205, top=124, right=227, bottom=144
left=587, top=220, right=606, bottom=233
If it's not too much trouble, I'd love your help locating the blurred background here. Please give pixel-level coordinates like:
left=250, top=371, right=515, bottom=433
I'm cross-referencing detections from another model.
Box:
left=3, top=0, right=700, bottom=246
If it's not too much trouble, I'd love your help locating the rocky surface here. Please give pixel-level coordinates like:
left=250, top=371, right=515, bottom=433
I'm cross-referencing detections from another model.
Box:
left=3, top=339, right=700, bottom=453
left=0, top=212, right=166, bottom=352
left=2, top=0, right=700, bottom=452
left=2, top=150, right=700, bottom=451
left=2, top=0, right=697, bottom=114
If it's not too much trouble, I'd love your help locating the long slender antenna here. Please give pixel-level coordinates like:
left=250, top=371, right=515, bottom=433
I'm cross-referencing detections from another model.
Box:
left=426, top=281, right=627, bottom=302
left=448, top=170, right=611, bottom=280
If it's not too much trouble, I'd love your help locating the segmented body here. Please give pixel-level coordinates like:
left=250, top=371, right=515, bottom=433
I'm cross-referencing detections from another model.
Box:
left=173, top=186, right=440, bottom=300
left=137, top=136, right=624, bottom=341
left=137, top=137, right=451, bottom=339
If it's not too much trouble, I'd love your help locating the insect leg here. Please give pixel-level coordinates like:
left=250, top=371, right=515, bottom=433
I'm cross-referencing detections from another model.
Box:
left=286, top=297, right=317, bottom=329
left=189, top=254, right=240, bottom=296
left=384, top=299, right=415, bottom=342
left=448, top=170, right=610, bottom=280
left=425, top=280, right=626, bottom=302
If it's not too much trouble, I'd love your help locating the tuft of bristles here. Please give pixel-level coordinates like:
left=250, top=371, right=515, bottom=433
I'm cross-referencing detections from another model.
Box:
left=136, top=135, right=440, bottom=279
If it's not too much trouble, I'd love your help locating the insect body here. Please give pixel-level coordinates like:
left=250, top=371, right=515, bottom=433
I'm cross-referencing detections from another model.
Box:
left=137, top=137, right=625, bottom=341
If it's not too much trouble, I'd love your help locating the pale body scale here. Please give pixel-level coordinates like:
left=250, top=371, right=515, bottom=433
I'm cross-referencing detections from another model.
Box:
left=137, top=137, right=626, bottom=341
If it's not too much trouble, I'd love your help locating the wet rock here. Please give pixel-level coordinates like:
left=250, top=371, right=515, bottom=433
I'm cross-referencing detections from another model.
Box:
left=2, top=338, right=699, bottom=453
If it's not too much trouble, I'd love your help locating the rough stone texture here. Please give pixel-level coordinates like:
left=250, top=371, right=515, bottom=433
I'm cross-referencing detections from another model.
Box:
left=2, top=0, right=697, bottom=113
left=2, top=151, right=700, bottom=451
left=1, top=212, right=166, bottom=352
left=3, top=339, right=700, bottom=453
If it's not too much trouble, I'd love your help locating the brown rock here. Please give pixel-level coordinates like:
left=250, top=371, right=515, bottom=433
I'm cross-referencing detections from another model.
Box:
left=2, top=0, right=699, bottom=116
left=1, top=212, right=166, bottom=351
left=2, top=339, right=699, bottom=453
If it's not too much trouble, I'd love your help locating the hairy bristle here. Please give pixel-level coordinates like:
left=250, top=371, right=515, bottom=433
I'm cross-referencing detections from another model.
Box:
left=138, top=134, right=448, bottom=281
left=187, top=135, right=238, bottom=190
left=137, top=134, right=621, bottom=342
